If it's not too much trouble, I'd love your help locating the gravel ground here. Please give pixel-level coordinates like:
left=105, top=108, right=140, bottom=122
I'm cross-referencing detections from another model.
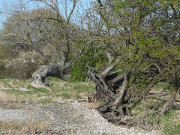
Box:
left=71, top=101, right=160, bottom=135
left=0, top=108, right=50, bottom=122
left=0, top=100, right=160, bottom=135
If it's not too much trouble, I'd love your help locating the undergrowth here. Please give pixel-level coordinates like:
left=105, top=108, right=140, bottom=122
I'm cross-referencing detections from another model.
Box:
left=131, top=97, right=180, bottom=134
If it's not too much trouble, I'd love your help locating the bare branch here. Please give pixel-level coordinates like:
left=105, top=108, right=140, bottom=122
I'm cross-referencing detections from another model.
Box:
left=144, top=63, right=161, bottom=73
left=97, top=0, right=108, bottom=26
left=170, top=4, right=177, bottom=19
left=101, top=58, right=120, bottom=78
left=31, top=0, right=55, bottom=10
left=66, top=0, right=77, bottom=24
left=106, top=52, right=114, bottom=63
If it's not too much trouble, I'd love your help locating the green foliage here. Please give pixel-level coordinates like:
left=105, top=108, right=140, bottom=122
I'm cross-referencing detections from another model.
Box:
left=69, top=47, right=108, bottom=82
left=109, top=0, right=180, bottom=94
left=163, top=124, right=180, bottom=135
left=161, top=111, right=179, bottom=135
left=69, top=58, right=86, bottom=82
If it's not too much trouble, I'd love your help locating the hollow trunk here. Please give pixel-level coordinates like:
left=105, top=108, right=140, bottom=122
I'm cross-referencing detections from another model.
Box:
left=31, top=63, right=70, bottom=88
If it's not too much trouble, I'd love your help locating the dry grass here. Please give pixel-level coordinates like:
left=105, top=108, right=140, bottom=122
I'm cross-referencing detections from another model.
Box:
left=0, top=91, right=17, bottom=103
left=0, top=77, right=95, bottom=104
left=82, top=102, right=100, bottom=109
left=0, top=120, right=47, bottom=134
left=172, top=110, right=180, bottom=124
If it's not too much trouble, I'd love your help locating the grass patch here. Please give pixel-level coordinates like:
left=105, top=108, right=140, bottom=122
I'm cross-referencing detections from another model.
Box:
left=154, top=82, right=171, bottom=90
left=131, top=98, right=176, bottom=129
left=0, top=91, right=17, bottom=103
left=163, top=124, right=180, bottom=135
left=0, top=76, right=4, bottom=79
left=0, top=78, right=95, bottom=103
left=46, top=77, right=62, bottom=82
left=50, top=81, right=95, bottom=99
left=0, top=79, right=30, bottom=88
left=0, top=120, right=47, bottom=134
left=132, top=99, right=180, bottom=134
left=60, top=92, right=71, bottom=99
left=131, top=98, right=164, bottom=117
left=73, top=94, right=81, bottom=99
left=37, top=97, right=53, bottom=103
left=160, top=111, right=180, bottom=135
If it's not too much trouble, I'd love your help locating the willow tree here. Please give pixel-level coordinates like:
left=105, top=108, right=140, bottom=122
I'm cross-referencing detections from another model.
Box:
left=86, top=0, right=180, bottom=126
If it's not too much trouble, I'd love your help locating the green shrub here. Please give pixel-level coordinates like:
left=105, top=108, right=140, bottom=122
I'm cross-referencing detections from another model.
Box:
left=69, top=48, right=108, bottom=82
left=69, top=58, right=86, bottom=82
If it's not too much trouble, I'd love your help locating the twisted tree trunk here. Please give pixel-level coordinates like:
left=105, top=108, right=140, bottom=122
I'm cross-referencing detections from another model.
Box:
left=87, top=65, right=129, bottom=115
left=31, top=62, right=71, bottom=88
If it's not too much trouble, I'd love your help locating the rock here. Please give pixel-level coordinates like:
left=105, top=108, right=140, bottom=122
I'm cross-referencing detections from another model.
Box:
left=19, top=88, right=33, bottom=91
left=78, top=99, right=86, bottom=102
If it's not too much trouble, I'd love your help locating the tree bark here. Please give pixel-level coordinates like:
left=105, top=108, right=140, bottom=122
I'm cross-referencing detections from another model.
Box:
left=112, top=72, right=128, bottom=107
left=87, top=67, right=117, bottom=102
left=87, top=66, right=129, bottom=114
left=31, top=63, right=70, bottom=88
left=87, top=65, right=167, bottom=128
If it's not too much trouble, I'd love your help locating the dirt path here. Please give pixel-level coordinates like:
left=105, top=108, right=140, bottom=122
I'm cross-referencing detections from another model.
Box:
left=0, top=99, right=160, bottom=135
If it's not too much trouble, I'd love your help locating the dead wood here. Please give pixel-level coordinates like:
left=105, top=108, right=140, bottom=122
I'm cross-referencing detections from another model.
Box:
left=87, top=62, right=165, bottom=129
left=161, top=92, right=176, bottom=114
left=87, top=66, right=133, bottom=127
left=87, top=67, right=117, bottom=102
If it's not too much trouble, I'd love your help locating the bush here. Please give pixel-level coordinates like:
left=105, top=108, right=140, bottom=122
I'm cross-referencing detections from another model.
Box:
left=69, top=58, right=86, bottom=82
left=69, top=48, right=108, bottom=82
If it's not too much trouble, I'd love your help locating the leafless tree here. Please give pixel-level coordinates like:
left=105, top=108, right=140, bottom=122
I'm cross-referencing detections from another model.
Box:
left=1, top=0, right=85, bottom=87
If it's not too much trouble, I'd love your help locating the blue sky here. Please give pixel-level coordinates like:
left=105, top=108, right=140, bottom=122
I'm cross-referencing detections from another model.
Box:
left=0, top=0, right=25, bottom=28
left=0, top=0, right=93, bottom=29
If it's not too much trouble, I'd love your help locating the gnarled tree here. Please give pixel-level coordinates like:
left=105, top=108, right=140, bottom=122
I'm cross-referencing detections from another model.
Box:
left=86, top=0, right=180, bottom=127
left=29, top=0, right=81, bottom=88
left=1, top=0, right=85, bottom=87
